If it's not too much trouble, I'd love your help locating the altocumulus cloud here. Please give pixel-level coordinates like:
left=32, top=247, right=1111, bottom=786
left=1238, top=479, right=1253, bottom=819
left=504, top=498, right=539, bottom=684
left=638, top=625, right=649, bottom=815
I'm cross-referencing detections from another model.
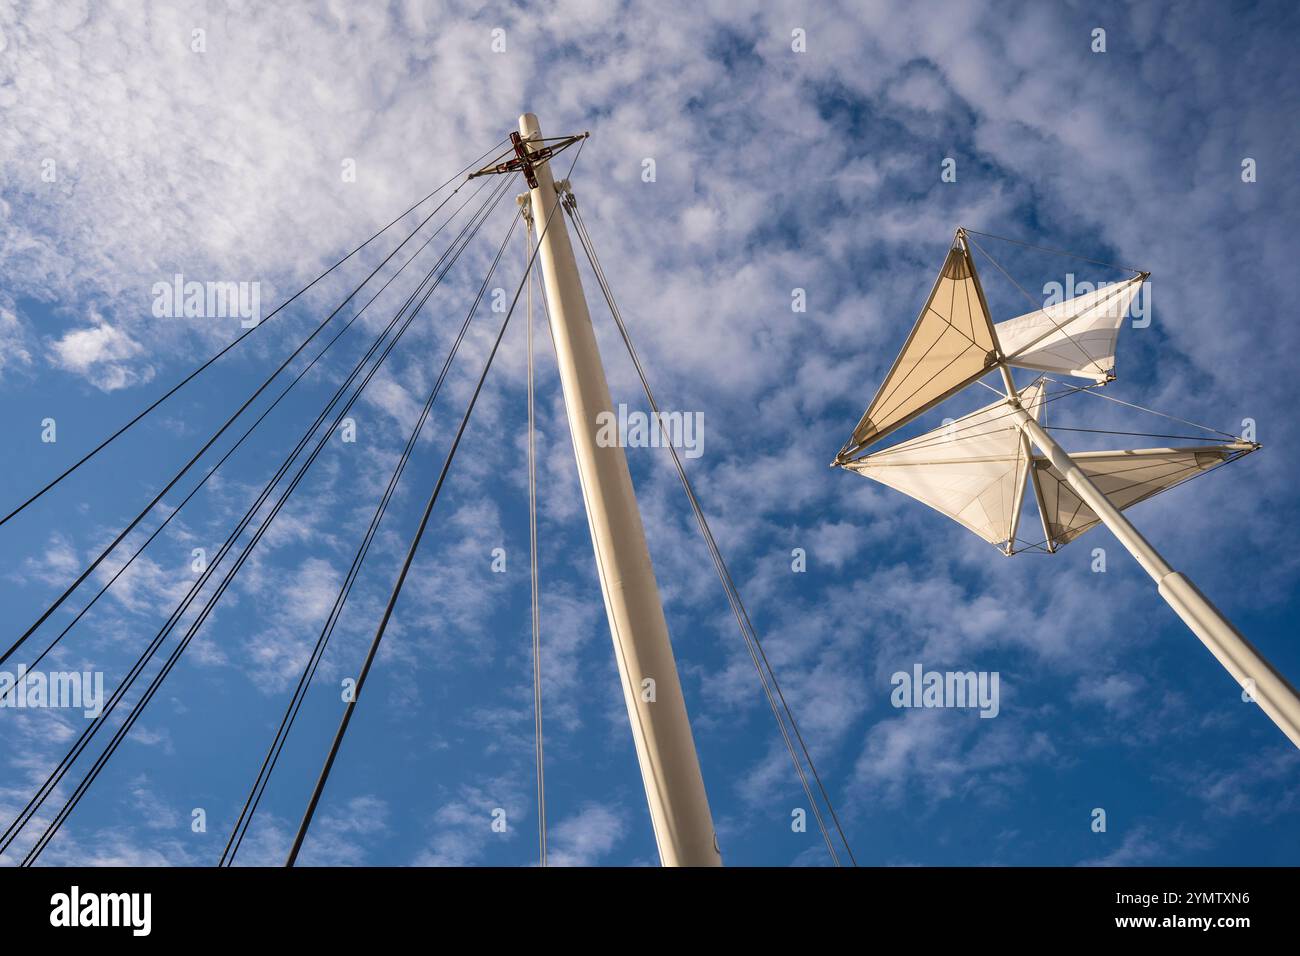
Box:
left=0, top=0, right=1297, bottom=867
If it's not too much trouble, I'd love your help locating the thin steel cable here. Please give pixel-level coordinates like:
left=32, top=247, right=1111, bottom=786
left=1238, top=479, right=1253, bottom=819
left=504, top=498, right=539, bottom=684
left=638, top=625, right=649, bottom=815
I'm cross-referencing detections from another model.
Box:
left=565, top=195, right=856, bottom=866
left=286, top=167, right=569, bottom=865
left=1064, top=378, right=1240, bottom=440
left=0, top=176, right=497, bottom=702
left=221, top=208, right=522, bottom=866
left=9, top=180, right=512, bottom=863
left=0, top=174, right=491, bottom=671
left=964, top=234, right=1111, bottom=380
left=569, top=209, right=841, bottom=867
left=287, top=141, right=587, bottom=865
left=1008, top=446, right=1252, bottom=554
left=840, top=374, right=1090, bottom=462
left=3, top=175, right=515, bottom=862
left=569, top=200, right=842, bottom=864
left=18, top=183, right=516, bottom=866
left=524, top=213, right=547, bottom=868
left=961, top=227, right=1145, bottom=275
left=2, top=209, right=457, bottom=853
left=1045, top=426, right=1230, bottom=442
left=518, top=253, right=668, bottom=860
left=19, top=177, right=517, bottom=864
left=0, top=138, right=508, bottom=529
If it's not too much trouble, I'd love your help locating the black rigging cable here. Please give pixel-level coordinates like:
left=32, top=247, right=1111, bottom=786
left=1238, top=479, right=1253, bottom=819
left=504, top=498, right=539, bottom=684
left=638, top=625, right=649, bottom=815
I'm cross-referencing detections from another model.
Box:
left=839, top=380, right=1106, bottom=463
left=15, top=177, right=517, bottom=866
left=0, top=176, right=498, bottom=701
left=3, top=175, right=516, bottom=863
left=221, top=205, right=521, bottom=866
left=961, top=227, right=1145, bottom=276
left=0, top=170, right=497, bottom=671
left=963, top=234, right=1122, bottom=381
left=12, top=176, right=516, bottom=865
left=1064, top=377, right=1240, bottom=440
left=0, top=138, right=507, bottom=529
left=563, top=193, right=858, bottom=865
left=286, top=142, right=585, bottom=866
left=1045, top=426, right=1226, bottom=442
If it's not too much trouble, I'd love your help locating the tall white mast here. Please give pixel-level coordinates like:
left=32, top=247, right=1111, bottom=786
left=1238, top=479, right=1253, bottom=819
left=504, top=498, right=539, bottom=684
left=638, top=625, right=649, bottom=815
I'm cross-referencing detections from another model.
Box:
left=518, top=113, right=722, bottom=866
left=960, top=234, right=1300, bottom=749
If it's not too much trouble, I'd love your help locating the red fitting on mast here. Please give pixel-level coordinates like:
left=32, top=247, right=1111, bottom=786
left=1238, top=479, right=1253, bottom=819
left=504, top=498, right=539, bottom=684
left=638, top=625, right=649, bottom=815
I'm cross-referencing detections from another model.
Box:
left=469, top=131, right=588, bottom=187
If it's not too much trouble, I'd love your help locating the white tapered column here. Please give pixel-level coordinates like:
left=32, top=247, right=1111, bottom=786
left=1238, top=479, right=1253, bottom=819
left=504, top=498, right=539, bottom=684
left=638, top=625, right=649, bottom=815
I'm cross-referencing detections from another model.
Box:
left=1005, top=397, right=1300, bottom=749
left=519, top=113, right=721, bottom=865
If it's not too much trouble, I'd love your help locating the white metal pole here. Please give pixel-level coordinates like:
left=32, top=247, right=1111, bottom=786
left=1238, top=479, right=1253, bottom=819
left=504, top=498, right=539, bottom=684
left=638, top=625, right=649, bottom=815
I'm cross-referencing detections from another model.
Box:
left=518, top=113, right=722, bottom=865
left=1003, top=393, right=1300, bottom=749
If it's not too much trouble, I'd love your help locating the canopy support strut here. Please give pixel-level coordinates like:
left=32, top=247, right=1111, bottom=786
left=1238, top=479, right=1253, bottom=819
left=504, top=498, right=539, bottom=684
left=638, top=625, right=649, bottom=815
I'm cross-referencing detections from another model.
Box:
left=1004, top=396, right=1300, bottom=749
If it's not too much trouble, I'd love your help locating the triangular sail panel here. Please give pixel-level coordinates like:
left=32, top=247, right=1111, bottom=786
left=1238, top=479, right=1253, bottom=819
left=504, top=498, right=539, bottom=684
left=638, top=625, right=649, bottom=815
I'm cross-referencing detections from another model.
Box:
left=844, top=382, right=1044, bottom=548
left=842, top=242, right=999, bottom=457
left=993, top=275, right=1145, bottom=384
left=1033, top=443, right=1254, bottom=547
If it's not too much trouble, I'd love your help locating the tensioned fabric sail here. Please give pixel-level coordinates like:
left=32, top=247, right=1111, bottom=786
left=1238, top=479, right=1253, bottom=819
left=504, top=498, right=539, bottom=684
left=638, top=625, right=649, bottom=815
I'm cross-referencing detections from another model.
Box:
left=1032, top=443, right=1255, bottom=547
left=843, top=242, right=999, bottom=456
left=844, top=382, right=1045, bottom=547
left=993, top=275, right=1145, bottom=384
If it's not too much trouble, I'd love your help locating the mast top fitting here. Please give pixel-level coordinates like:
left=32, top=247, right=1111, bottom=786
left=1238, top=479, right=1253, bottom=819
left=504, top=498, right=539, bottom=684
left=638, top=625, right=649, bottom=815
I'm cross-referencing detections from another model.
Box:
left=470, top=131, right=589, bottom=189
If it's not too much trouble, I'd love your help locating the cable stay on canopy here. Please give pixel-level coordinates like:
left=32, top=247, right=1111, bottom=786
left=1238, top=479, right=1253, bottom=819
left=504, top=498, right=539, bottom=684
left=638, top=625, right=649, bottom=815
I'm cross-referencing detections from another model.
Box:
left=843, top=381, right=1047, bottom=554
left=960, top=227, right=1146, bottom=276
left=963, top=231, right=1149, bottom=386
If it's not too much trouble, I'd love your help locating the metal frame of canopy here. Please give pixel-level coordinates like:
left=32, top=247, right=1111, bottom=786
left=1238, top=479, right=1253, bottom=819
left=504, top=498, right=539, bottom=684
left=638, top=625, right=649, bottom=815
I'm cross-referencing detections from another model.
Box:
left=838, top=227, right=1300, bottom=750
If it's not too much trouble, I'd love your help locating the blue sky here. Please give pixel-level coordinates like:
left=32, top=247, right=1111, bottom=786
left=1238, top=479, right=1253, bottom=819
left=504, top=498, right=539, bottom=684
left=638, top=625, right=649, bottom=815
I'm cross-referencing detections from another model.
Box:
left=1, top=0, right=1298, bottom=866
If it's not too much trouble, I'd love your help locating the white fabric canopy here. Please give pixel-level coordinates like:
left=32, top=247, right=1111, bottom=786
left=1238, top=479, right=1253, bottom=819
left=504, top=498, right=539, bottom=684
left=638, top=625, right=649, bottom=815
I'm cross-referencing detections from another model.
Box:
left=993, top=275, right=1144, bottom=384
left=845, top=382, right=1044, bottom=546
left=1033, top=444, right=1246, bottom=547
left=846, top=243, right=999, bottom=454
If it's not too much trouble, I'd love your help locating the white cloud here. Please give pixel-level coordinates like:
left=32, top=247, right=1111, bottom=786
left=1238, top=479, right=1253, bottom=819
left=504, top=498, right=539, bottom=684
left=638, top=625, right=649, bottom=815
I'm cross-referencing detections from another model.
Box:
left=1, top=0, right=1296, bottom=869
left=0, top=299, right=33, bottom=378
left=546, top=802, right=625, bottom=867
left=48, top=312, right=153, bottom=391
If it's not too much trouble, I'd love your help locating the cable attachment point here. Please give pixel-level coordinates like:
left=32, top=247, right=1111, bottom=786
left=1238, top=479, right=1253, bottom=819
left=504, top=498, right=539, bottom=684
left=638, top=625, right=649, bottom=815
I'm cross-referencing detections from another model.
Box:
left=470, top=131, right=589, bottom=189
left=554, top=180, right=578, bottom=216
